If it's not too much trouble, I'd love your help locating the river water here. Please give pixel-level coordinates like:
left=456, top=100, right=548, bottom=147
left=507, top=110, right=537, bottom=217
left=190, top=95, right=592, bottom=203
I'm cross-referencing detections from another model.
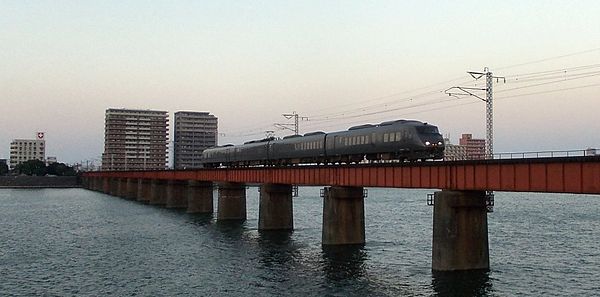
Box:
left=0, top=188, right=598, bottom=296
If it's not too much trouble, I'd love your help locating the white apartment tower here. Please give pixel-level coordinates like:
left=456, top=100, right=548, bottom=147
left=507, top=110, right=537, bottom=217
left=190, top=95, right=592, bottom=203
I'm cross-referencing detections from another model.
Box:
left=102, top=108, right=169, bottom=171
left=9, top=132, right=46, bottom=169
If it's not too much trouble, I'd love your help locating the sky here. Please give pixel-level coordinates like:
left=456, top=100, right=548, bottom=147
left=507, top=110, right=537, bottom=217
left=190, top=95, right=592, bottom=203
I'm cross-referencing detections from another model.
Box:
left=1, top=0, right=600, bottom=165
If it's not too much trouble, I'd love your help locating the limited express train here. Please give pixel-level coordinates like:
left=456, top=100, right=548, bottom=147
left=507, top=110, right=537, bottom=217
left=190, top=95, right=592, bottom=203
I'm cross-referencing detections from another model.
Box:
left=200, top=119, right=444, bottom=167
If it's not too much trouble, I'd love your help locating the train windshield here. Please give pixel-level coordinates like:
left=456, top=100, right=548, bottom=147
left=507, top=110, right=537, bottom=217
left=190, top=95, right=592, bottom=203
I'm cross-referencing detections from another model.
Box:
left=416, top=126, right=439, bottom=134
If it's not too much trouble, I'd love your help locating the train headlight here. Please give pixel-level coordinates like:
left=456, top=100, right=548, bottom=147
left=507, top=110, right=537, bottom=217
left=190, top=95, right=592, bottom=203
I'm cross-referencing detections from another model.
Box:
left=425, top=141, right=431, bottom=146
left=438, top=141, right=443, bottom=145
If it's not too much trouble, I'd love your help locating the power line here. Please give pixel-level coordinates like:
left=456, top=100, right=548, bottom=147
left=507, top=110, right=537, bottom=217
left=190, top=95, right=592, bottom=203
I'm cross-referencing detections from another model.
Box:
left=496, top=47, right=600, bottom=70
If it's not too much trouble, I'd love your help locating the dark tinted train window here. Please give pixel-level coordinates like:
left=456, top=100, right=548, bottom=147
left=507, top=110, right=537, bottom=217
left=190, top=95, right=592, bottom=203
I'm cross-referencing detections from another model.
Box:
left=416, top=126, right=439, bottom=134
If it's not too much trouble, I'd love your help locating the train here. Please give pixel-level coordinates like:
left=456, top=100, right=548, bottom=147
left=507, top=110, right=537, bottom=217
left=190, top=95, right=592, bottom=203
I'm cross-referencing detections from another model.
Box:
left=200, top=119, right=445, bottom=167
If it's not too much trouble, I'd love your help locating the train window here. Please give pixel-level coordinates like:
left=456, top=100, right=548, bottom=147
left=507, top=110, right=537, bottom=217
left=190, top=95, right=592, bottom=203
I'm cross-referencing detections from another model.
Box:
left=396, top=132, right=402, bottom=141
left=389, top=133, right=395, bottom=142
left=365, top=135, right=370, bottom=143
left=344, top=138, right=348, bottom=146
left=384, top=133, right=389, bottom=142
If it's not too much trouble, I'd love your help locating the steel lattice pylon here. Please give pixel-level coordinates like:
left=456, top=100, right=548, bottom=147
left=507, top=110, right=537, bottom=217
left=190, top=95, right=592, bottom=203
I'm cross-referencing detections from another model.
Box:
left=486, top=71, right=494, bottom=159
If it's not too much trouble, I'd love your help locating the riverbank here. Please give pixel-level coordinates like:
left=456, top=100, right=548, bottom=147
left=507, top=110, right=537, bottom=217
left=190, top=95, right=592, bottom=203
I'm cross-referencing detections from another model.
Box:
left=0, top=176, right=80, bottom=188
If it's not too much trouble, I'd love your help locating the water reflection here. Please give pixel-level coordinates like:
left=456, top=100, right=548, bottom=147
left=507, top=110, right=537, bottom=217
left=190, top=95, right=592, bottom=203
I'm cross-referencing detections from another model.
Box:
left=214, top=219, right=247, bottom=241
left=185, top=213, right=214, bottom=227
left=321, top=245, right=368, bottom=281
left=257, top=230, right=296, bottom=267
left=432, top=270, right=493, bottom=297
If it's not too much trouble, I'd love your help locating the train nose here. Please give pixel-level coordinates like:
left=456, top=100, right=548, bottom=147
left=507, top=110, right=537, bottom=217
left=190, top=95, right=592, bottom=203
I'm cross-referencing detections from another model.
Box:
left=424, top=140, right=444, bottom=147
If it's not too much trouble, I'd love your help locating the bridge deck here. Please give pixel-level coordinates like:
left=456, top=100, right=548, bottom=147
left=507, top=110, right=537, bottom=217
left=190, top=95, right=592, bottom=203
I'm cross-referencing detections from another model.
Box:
left=85, top=156, right=600, bottom=195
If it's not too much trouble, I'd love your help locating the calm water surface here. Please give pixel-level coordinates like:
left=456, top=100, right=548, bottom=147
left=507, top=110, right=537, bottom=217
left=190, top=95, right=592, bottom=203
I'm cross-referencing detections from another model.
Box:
left=0, top=188, right=598, bottom=296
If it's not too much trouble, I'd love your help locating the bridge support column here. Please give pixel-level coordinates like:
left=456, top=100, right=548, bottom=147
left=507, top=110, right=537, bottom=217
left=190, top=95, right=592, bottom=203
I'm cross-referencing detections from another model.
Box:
left=217, top=182, right=246, bottom=221
left=92, top=177, right=101, bottom=191
left=432, top=190, right=489, bottom=271
left=259, top=184, right=293, bottom=231
left=187, top=181, right=213, bottom=214
left=149, top=179, right=167, bottom=205
left=125, top=178, right=138, bottom=200
left=90, top=176, right=101, bottom=191
left=117, top=178, right=128, bottom=198
left=166, top=180, right=188, bottom=208
left=102, top=177, right=111, bottom=194
left=137, top=179, right=151, bottom=203
left=110, top=178, right=120, bottom=196
left=322, top=186, right=365, bottom=245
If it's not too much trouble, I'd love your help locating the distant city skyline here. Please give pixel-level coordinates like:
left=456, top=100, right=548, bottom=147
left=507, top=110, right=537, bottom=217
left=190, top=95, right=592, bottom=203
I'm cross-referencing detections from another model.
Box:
left=2, top=1, right=600, bottom=163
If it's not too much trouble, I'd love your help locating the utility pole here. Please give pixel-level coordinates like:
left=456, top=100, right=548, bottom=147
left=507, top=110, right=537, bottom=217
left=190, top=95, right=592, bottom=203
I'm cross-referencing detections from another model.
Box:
left=275, top=111, right=309, bottom=136
left=445, top=67, right=505, bottom=159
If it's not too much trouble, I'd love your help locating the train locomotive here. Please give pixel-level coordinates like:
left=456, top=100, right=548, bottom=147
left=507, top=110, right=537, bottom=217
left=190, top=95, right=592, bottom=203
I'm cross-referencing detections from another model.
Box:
left=200, top=119, right=444, bottom=167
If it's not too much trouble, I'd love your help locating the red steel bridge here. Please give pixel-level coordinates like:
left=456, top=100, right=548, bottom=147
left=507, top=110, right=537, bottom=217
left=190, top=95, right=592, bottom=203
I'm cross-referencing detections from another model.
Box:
left=82, top=155, right=600, bottom=271
left=85, top=156, right=600, bottom=194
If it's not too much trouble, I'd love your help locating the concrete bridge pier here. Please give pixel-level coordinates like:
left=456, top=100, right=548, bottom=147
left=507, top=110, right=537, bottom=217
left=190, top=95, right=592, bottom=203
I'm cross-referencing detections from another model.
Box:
left=86, top=177, right=95, bottom=191
left=149, top=179, right=167, bottom=205
left=187, top=181, right=213, bottom=214
left=166, top=180, right=188, bottom=208
left=81, top=176, right=90, bottom=189
left=432, top=190, right=489, bottom=271
left=110, top=178, right=120, bottom=196
left=322, top=186, right=365, bottom=245
left=90, top=177, right=100, bottom=191
left=259, top=184, right=293, bottom=231
left=137, top=179, right=151, bottom=203
left=102, top=177, right=111, bottom=194
left=124, top=178, right=138, bottom=200
left=217, top=182, right=246, bottom=221
left=117, top=178, right=128, bottom=198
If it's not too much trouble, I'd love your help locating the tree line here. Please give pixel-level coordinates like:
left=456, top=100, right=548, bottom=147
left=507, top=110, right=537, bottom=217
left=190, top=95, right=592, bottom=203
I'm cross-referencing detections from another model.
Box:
left=0, top=160, right=76, bottom=176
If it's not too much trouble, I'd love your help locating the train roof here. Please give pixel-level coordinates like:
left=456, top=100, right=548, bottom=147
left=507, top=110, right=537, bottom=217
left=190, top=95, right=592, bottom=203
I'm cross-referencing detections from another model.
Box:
left=283, top=135, right=303, bottom=139
left=244, top=136, right=276, bottom=144
left=304, top=131, right=325, bottom=136
left=379, top=119, right=423, bottom=126
left=348, top=124, right=376, bottom=130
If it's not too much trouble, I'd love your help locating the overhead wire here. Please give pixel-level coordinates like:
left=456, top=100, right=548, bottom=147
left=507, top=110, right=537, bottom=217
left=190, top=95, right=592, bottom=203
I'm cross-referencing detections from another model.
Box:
left=221, top=47, right=600, bottom=140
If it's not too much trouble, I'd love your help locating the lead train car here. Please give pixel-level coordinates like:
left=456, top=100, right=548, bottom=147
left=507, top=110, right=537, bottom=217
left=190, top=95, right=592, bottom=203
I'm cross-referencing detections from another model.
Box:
left=200, top=119, right=444, bottom=167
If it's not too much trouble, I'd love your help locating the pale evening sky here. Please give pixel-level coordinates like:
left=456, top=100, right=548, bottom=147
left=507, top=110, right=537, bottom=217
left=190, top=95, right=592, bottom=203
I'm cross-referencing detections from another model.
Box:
left=1, top=0, right=599, bottom=165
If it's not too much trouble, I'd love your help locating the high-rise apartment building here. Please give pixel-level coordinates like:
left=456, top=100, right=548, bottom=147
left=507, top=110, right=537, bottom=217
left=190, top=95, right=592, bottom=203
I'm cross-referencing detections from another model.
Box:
left=9, top=132, right=46, bottom=169
left=102, top=108, right=169, bottom=171
left=459, top=133, right=486, bottom=160
left=173, top=111, right=218, bottom=169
